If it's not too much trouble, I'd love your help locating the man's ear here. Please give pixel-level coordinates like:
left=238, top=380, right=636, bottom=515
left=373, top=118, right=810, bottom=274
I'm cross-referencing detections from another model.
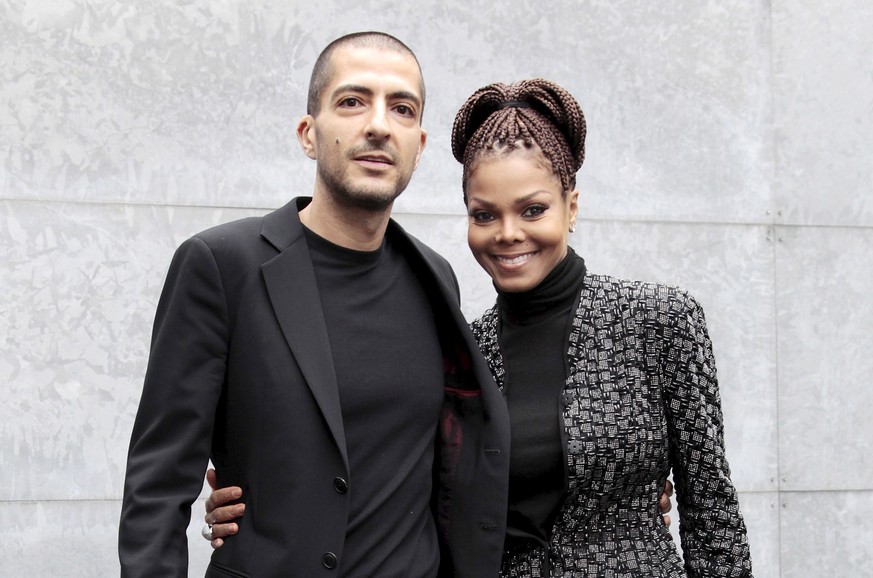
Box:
left=412, top=128, right=427, bottom=170
left=296, top=115, right=317, bottom=160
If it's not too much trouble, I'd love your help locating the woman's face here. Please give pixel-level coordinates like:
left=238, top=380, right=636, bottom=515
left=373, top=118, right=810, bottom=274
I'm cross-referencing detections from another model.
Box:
left=465, top=151, right=578, bottom=293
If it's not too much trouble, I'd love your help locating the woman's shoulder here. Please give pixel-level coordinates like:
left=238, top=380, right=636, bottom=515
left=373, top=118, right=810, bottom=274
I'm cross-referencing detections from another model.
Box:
left=581, top=273, right=703, bottom=318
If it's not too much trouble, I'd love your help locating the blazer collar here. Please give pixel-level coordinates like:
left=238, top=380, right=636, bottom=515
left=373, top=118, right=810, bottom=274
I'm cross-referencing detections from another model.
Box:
left=261, top=197, right=311, bottom=252
left=260, top=197, right=349, bottom=470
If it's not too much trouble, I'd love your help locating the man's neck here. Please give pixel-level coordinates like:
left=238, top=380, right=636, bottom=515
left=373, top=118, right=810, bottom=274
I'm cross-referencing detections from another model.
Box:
left=300, top=194, right=393, bottom=252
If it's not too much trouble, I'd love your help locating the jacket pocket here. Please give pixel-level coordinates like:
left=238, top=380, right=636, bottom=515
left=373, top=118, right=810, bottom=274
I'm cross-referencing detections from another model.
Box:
left=206, top=561, right=251, bottom=578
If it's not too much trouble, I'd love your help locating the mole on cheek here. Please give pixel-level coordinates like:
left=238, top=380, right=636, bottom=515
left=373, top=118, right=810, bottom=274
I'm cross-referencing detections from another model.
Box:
left=335, top=138, right=340, bottom=144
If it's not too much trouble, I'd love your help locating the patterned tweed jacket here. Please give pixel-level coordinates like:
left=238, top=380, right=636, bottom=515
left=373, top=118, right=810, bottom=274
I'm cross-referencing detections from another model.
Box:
left=470, top=273, right=753, bottom=578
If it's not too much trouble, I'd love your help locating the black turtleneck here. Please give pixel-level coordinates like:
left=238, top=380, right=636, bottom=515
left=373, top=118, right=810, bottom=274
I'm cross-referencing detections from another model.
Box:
left=498, top=248, right=587, bottom=548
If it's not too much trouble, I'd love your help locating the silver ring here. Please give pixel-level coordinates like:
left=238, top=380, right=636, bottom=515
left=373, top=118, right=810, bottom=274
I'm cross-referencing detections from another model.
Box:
left=201, top=522, right=214, bottom=541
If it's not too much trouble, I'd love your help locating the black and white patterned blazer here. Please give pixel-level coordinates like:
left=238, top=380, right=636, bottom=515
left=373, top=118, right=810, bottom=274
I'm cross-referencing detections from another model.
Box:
left=470, top=273, right=753, bottom=578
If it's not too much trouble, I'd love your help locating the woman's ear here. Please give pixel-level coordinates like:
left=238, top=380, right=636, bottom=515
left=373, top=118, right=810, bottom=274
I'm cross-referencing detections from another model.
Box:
left=568, top=188, right=580, bottom=230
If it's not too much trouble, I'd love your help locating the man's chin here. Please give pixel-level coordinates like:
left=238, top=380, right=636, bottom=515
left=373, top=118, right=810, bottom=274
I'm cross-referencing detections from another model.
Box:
left=339, top=188, right=402, bottom=212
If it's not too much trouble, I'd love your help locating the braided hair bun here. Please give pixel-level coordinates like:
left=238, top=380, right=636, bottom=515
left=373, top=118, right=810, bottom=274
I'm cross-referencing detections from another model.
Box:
left=451, top=78, right=586, bottom=196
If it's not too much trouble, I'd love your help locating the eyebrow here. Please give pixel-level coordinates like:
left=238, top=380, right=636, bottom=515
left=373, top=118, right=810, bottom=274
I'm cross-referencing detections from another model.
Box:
left=468, top=190, right=550, bottom=209
left=331, top=84, right=422, bottom=109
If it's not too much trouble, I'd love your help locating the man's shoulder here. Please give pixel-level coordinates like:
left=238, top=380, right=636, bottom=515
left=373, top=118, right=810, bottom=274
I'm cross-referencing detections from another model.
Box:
left=167, top=201, right=303, bottom=276
left=388, top=220, right=452, bottom=271
left=192, top=214, right=266, bottom=247
left=188, top=199, right=302, bottom=251
left=387, top=221, right=460, bottom=302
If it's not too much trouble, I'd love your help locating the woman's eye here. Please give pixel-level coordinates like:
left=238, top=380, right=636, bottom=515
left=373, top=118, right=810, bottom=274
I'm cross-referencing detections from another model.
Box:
left=523, top=205, right=547, bottom=217
left=470, top=211, right=494, bottom=222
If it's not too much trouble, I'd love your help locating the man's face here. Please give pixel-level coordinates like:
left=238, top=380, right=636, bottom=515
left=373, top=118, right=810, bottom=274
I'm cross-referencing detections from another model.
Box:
left=298, top=46, right=427, bottom=211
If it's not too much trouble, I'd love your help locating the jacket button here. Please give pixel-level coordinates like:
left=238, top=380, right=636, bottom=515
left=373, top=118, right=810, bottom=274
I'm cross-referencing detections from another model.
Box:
left=333, top=477, right=348, bottom=493
left=322, top=552, right=338, bottom=569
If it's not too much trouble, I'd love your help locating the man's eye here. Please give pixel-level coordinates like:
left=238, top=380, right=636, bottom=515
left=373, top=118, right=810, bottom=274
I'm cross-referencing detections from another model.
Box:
left=395, top=104, right=415, bottom=117
left=339, top=97, right=361, bottom=108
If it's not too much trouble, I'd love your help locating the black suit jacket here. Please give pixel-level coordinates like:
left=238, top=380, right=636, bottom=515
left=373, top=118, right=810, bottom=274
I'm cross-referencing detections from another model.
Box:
left=119, top=198, right=510, bottom=577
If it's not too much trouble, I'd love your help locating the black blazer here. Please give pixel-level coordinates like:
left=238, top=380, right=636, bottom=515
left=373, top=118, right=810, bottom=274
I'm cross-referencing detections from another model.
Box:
left=119, top=198, right=510, bottom=577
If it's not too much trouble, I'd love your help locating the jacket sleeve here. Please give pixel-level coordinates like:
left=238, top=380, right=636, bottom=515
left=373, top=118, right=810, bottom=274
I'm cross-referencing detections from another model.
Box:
left=661, top=290, right=753, bottom=577
left=119, top=236, right=229, bottom=577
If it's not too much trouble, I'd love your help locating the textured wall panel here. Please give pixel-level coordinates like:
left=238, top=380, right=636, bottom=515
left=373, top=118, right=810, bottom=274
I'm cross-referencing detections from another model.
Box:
left=0, top=1, right=775, bottom=223
left=737, top=492, right=780, bottom=578
left=776, top=225, right=873, bottom=490
left=399, top=0, right=774, bottom=223
left=780, top=491, right=873, bottom=577
left=0, top=499, right=121, bottom=576
left=772, top=0, right=873, bottom=226
left=0, top=200, right=265, bottom=500
left=0, top=497, right=214, bottom=576
left=0, top=2, right=309, bottom=208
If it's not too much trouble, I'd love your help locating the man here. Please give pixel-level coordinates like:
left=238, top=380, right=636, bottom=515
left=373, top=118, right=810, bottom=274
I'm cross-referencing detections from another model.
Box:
left=119, top=32, right=511, bottom=577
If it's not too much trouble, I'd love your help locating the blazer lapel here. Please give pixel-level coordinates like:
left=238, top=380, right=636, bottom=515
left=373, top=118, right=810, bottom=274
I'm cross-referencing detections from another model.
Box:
left=260, top=199, right=348, bottom=470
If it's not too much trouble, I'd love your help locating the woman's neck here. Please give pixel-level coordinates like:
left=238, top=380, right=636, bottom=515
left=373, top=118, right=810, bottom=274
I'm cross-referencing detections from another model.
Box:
left=496, top=248, right=586, bottom=325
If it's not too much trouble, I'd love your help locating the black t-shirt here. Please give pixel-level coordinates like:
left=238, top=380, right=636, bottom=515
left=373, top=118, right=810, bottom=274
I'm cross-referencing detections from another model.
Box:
left=305, top=227, right=443, bottom=577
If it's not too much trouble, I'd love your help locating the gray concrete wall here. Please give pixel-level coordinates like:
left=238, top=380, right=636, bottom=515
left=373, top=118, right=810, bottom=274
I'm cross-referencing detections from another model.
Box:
left=2, top=1, right=871, bottom=576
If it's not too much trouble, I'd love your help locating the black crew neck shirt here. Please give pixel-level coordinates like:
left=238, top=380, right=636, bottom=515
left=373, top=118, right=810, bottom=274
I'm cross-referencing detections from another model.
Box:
left=304, top=227, right=443, bottom=577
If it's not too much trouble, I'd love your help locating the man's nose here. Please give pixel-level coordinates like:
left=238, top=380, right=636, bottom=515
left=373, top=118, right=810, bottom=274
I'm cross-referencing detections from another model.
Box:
left=365, top=102, right=390, bottom=140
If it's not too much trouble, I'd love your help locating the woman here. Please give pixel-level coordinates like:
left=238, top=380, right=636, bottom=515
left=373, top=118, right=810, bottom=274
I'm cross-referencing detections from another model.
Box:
left=205, top=78, right=752, bottom=576
left=450, top=79, right=752, bottom=576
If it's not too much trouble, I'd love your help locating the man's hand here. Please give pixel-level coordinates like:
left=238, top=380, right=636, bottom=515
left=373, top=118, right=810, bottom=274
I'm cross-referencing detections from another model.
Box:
left=659, top=478, right=674, bottom=527
left=204, top=468, right=246, bottom=549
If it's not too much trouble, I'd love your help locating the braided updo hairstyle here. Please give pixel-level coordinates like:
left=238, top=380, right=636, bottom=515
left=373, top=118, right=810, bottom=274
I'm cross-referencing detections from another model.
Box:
left=451, top=78, right=586, bottom=201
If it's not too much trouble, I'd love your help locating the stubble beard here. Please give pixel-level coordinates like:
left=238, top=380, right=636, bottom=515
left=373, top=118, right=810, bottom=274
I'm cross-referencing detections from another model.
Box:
left=317, top=158, right=411, bottom=213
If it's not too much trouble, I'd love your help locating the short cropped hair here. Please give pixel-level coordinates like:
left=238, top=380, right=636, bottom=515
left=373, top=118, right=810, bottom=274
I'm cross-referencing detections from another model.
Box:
left=307, top=31, right=426, bottom=119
